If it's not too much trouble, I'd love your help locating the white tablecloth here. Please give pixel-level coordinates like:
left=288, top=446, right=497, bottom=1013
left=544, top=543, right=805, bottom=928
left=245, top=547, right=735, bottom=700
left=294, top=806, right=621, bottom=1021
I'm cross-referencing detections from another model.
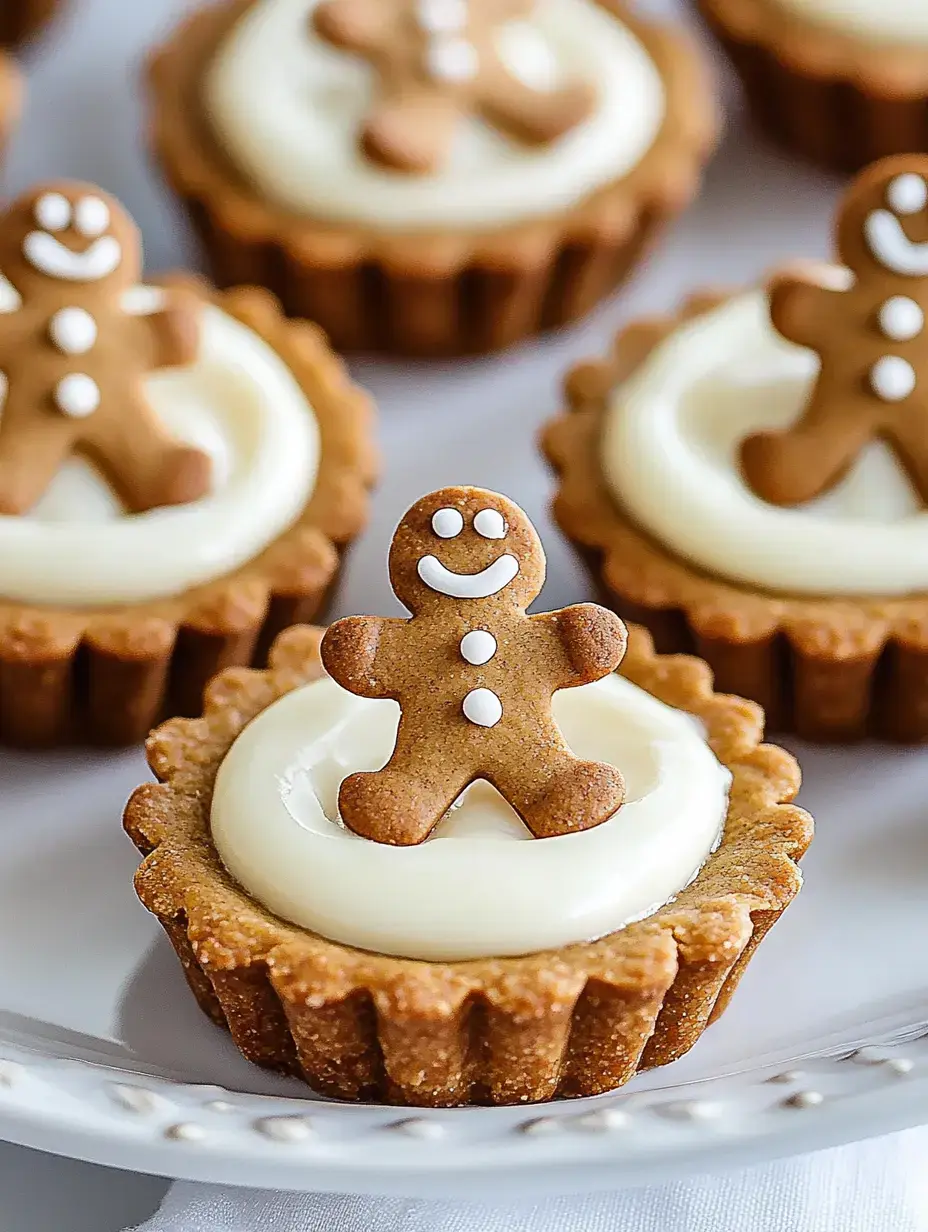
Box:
left=129, top=1128, right=928, bottom=1231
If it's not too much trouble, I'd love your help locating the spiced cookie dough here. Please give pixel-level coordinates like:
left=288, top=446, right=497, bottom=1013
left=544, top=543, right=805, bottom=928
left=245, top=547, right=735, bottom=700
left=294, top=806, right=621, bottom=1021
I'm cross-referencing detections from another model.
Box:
left=694, top=0, right=928, bottom=170
left=0, top=181, right=376, bottom=748
left=543, top=155, right=928, bottom=742
left=124, top=496, right=811, bottom=1107
left=148, top=0, right=717, bottom=356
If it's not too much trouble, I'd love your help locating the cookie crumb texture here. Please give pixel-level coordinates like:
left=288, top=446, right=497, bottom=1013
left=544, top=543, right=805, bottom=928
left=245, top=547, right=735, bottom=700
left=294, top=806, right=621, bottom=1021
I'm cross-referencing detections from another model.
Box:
left=124, top=624, right=810, bottom=1107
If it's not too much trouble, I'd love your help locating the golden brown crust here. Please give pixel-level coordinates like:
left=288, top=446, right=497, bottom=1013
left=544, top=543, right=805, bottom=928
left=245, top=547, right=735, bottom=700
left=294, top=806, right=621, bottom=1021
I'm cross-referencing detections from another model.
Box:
left=124, top=622, right=811, bottom=1107
left=0, top=0, right=58, bottom=47
left=542, top=291, right=928, bottom=741
left=694, top=0, right=928, bottom=171
left=146, top=0, right=719, bottom=356
left=0, top=282, right=377, bottom=746
left=698, top=0, right=928, bottom=91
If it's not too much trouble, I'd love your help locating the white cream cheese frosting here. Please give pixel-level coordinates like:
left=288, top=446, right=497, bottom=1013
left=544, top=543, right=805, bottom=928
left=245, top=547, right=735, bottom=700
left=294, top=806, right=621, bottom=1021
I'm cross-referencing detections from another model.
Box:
left=204, top=0, right=666, bottom=231
left=210, top=672, right=729, bottom=962
left=773, top=0, right=928, bottom=46
left=602, top=284, right=928, bottom=598
left=0, top=286, right=319, bottom=607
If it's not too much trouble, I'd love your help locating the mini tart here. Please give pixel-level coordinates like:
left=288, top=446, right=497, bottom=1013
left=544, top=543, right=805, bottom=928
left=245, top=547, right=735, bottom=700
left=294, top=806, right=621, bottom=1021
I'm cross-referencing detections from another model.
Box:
left=0, top=0, right=59, bottom=46
left=124, top=622, right=810, bottom=1109
left=147, top=0, right=718, bottom=358
left=0, top=283, right=375, bottom=748
left=543, top=291, right=928, bottom=743
left=695, top=0, right=928, bottom=172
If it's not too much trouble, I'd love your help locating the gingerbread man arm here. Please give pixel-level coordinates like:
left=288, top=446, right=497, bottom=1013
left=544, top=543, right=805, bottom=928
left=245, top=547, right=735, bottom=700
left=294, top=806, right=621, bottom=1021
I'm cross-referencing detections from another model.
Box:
left=529, top=604, right=627, bottom=691
left=313, top=0, right=392, bottom=57
left=478, top=65, right=596, bottom=147
left=139, top=285, right=202, bottom=371
left=321, top=616, right=407, bottom=700
left=768, top=273, right=847, bottom=351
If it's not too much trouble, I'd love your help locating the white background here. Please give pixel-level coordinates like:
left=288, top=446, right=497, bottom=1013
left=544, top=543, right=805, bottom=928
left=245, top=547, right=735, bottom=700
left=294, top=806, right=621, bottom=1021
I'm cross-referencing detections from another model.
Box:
left=0, top=0, right=848, bottom=1225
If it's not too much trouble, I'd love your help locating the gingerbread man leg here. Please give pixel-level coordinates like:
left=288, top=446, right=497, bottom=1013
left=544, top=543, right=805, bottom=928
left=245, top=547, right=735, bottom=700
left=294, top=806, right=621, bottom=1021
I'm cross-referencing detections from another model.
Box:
left=0, top=404, right=76, bottom=515
left=740, top=378, right=878, bottom=506
left=363, top=94, right=461, bottom=175
left=85, top=393, right=212, bottom=514
left=478, top=71, right=594, bottom=146
left=492, top=750, right=625, bottom=840
left=885, top=406, right=928, bottom=506
left=339, top=730, right=473, bottom=846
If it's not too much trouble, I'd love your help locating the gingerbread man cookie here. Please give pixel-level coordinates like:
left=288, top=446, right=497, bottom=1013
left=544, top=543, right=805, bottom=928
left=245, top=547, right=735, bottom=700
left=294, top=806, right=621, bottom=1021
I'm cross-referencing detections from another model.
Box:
left=741, top=155, right=928, bottom=508
left=312, top=0, right=596, bottom=174
left=321, top=486, right=627, bottom=846
left=0, top=182, right=211, bottom=517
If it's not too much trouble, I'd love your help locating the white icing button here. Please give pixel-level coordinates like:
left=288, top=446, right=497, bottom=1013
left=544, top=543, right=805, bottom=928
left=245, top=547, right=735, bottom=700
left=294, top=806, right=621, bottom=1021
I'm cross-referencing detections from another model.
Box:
left=473, top=508, right=506, bottom=539
left=870, top=355, right=916, bottom=402
left=462, top=687, right=502, bottom=727
left=34, top=192, right=71, bottom=232
left=416, top=0, right=468, bottom=33
left=426, top=36, right=479, bottom=83
left=54, top=373, right=100, bottom=418
left=887, top=173, right=928, bottom=216
left=74, top=196, right=110, bottom=239
left=431, top=507, right=464, bottom=538
left=460, top=629, right=496, bottom=665
left=878, top=296, right=924, bottom=342
left=49, top=306, right=98, bottom=355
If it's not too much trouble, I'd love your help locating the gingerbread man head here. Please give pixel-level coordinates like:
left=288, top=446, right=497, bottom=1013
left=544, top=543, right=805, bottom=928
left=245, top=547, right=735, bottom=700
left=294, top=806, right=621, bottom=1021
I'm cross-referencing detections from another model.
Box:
left=0, top=184, right=138, bottom=302
left=388, top=486, right=546, bottom=617
left=740, top=155, right=928, bottom=508
left=322, top=485, right=627, bottom=846
left=836, top=156, right=928, bottom=284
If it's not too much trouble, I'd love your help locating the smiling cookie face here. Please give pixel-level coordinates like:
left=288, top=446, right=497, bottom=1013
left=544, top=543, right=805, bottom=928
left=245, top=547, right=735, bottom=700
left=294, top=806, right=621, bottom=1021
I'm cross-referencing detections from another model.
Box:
left=388, top=486, right=545, bottom=613
left=837, top=156, right=928, bottom=281
left=0, top=183, right=138, bottom=297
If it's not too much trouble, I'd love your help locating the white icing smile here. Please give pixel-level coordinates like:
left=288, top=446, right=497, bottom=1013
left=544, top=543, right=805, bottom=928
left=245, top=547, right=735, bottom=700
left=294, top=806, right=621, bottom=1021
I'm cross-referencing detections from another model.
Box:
left=864, top=211, right=928, bottom=278
left=22, top=231, right=122, bottom=282
left=417, top=553, right=520, bottom=598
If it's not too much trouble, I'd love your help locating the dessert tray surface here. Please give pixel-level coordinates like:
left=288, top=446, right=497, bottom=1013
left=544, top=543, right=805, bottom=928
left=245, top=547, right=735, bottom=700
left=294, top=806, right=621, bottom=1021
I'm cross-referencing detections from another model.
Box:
left=0, top=0, right=925, bottom=1197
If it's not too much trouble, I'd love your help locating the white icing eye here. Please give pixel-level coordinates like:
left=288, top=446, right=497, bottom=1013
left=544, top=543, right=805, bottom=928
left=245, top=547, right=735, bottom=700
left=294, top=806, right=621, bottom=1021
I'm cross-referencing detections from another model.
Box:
left=74, top=196, right=110, bottom=239
left=473, top=508, right=506, bottom=539
left=34, top=192, right=72, bottom=232
left=431, top=507, right=464, bottom=538
left=887, top=174, right=928, bottom=216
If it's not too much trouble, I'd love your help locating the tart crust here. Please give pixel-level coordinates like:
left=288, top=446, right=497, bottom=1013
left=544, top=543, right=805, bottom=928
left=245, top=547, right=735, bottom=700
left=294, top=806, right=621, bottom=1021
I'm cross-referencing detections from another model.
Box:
left=0, top=0, right=58, bottom=46
left=695, top=0, right=928, bottom=171
left=0, top=282, right=376, bottom=747
left=147, top=0, right=718, bottom=357
left=543, top=291, right=928, bottom=742
left=124, top=622, right=810, bottom=1108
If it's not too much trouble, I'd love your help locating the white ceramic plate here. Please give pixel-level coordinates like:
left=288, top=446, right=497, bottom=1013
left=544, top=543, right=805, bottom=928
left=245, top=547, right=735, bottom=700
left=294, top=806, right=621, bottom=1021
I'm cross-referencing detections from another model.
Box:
left=0, top=737, right=926, bottom=1198
left=2, top=0, right=926, bottom=1201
